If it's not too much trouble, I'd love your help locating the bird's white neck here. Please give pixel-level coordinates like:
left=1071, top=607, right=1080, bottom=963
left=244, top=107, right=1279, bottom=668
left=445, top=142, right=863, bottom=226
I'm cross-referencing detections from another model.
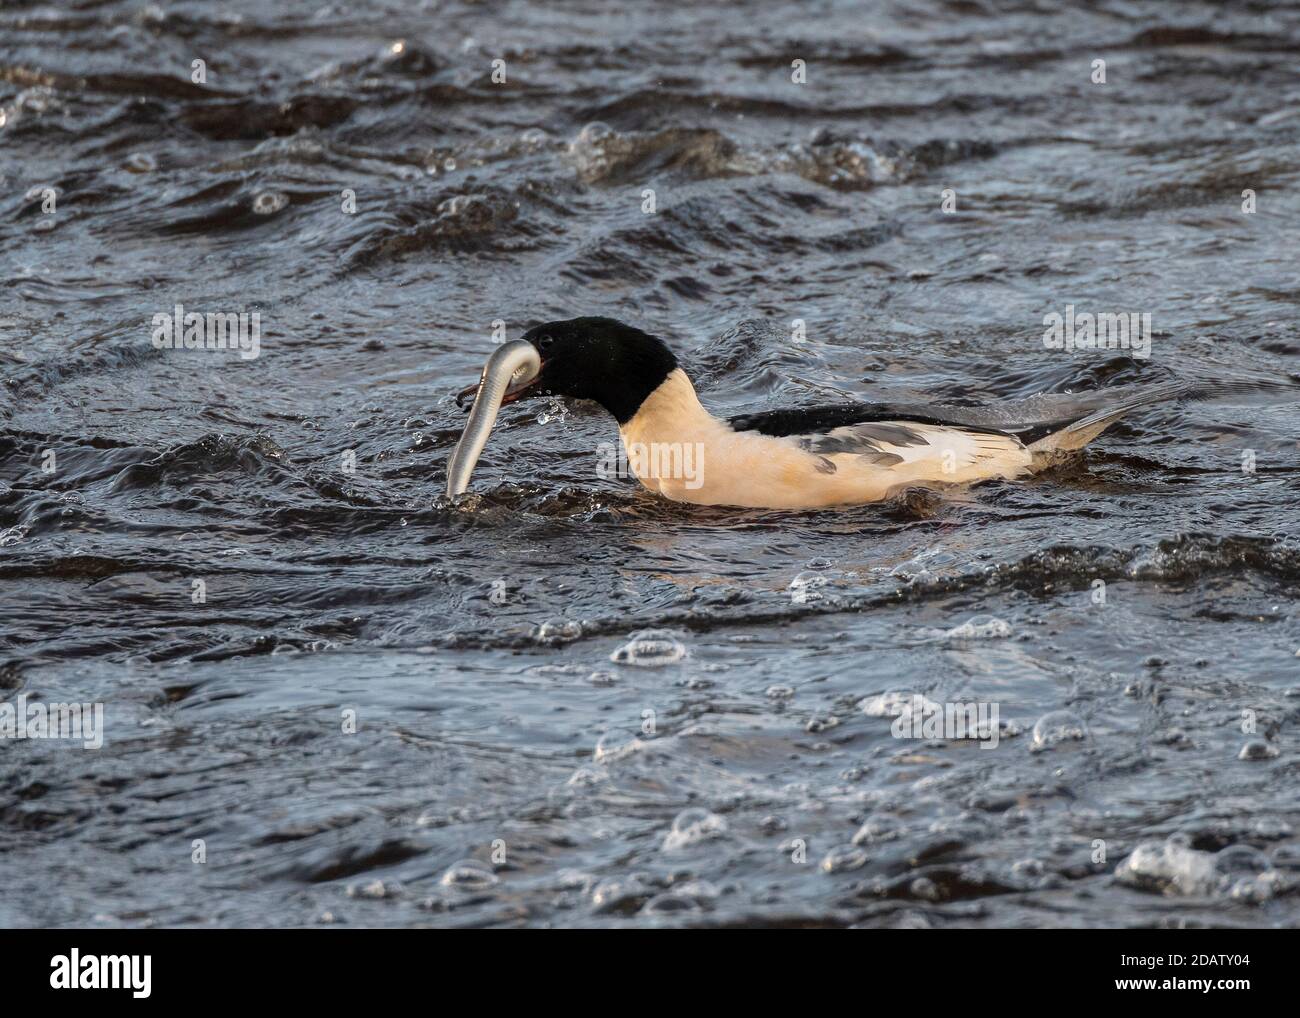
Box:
left=619, top=369, right=722, bottom=447
left=615, top=369, right=735, bottom=501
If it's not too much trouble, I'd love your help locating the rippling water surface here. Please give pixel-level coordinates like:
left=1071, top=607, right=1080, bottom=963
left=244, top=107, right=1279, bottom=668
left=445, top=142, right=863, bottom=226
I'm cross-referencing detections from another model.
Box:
left=2, top=0, right=1299, bottom=927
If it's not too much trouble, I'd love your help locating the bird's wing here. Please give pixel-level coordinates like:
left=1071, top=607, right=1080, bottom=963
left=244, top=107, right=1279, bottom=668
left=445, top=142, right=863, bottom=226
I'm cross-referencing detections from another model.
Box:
left=727, top=412, right=1034, bottom=489
left=728, top=376, right=1297, bottom=452
left=794, top=419, right=1027, bottom=473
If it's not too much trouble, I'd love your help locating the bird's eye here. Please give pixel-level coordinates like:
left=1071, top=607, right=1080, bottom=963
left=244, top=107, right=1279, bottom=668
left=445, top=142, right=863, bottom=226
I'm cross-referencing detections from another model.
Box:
left=537, top=334, right=554, bottom=350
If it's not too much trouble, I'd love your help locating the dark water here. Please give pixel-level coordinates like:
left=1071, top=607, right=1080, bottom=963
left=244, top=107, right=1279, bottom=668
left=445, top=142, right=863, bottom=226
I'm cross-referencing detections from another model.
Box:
left=2, top=0, right=1299, bottom=927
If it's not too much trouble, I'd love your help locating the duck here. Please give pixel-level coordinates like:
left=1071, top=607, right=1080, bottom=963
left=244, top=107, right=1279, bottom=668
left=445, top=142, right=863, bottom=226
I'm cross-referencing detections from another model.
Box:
left=449, top=316, right=1286, bottom=510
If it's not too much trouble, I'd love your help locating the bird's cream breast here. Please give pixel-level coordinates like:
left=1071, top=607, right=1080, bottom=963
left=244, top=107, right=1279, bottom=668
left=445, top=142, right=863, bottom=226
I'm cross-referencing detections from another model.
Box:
left=617, top=371, right=884, bottom=508
left=616, top=369, right=1035, bottom=509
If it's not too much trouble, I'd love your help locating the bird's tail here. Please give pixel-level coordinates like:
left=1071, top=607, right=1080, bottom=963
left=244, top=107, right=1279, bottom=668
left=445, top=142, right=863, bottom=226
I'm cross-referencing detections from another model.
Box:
left=1029, top=377, right=1297, bottom=453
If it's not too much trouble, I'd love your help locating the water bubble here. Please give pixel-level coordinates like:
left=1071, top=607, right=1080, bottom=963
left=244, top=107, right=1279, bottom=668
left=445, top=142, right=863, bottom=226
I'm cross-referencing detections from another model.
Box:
left=554, top=869, right=597, bottom=893
left=1251, top=816, right=1292, bottom=840
left=1156, top=727, right=1191, bottom=747
left=636, top=881, right=716, bottom=915
left=1214, top=844, right=1271, bottom=875
left=439, top=194, right=473, bottom=215
left=443, top=157, right=457, bottom=172
left=821, top=844, right=868, bottom=873
left=591, top=875, right=648, bottom=913
left=566, top=764, right=608, bottom=788
left=610, top=629, right=687, bottom=667
left=576, top=121, right=615, bottom=146
left=593, top=731, right=643, bottom=764
left=1030, top=710, right=1089, bottom=752
left=1226, top=871, right=1282, bottom=903
left=765, top=684, right=794, bottom=700
left=859, top=691, right=940, bottom=718
left=944, top=614, right=1012, bottom=640
left=1238, top=738, right=1279, bottom=761
left=534, top=618, right=582, bottom=644
left=852, top=814, right=904, bottom=845
left=439, top=859, right=498, bottom=890
left=0, top=525, right=29, bottom=547
left=1114, top=839, right=1219, bottom=896
left=520, top=127, right=550, bottom=147
left=640, top=891, right=702, bottom=914
left=587, top=670, right=617, bottom=686
left=662, top=808, right=727, bottom=851
left=1215, top=846, right=1281, bottom=902
left=124, top=152, right=156, bottom=173
left=252, top=191, right=289, bottom=215
left=347, top=879, right=399, bottom=899
left=909, top=876, right=941, bottom=901
left=670, top=878, right=719, bottom=903
left=788, top=570, right=827, bottom=604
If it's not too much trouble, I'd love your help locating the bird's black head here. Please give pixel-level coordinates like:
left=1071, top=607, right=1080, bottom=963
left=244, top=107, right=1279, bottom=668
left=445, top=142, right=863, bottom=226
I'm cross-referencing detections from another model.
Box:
left=505, top=317, right=679, bottom=423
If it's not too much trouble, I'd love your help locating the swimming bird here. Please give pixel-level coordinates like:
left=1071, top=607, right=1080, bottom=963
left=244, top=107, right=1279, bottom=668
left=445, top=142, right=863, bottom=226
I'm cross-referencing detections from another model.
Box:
left=450, top=316, right=1287, bottom=510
